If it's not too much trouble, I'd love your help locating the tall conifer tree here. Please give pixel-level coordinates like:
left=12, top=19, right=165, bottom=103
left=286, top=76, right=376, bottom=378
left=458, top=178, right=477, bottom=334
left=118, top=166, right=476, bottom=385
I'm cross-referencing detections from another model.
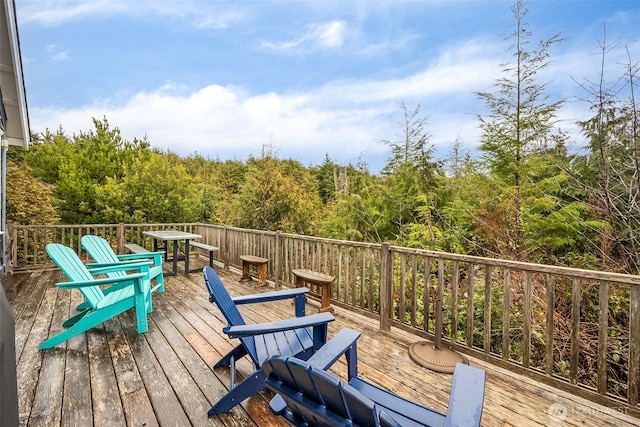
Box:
left=476, top=0, right=563, bottom=259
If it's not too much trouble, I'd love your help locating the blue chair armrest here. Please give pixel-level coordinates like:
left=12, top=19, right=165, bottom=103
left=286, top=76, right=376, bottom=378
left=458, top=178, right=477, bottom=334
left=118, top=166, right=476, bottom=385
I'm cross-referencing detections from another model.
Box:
left=348, top=377, right=447, bottom=427
left=224, top=312, right=334, bottom=338
left=347, top=363, right=485, bottom=427
left=307, top=327, right=361, bottom=372
left=233, top=287, right=309, bottom=317
left=232, top=287, right=309, bottom=304
left=443, top=363, right=486, bottom=427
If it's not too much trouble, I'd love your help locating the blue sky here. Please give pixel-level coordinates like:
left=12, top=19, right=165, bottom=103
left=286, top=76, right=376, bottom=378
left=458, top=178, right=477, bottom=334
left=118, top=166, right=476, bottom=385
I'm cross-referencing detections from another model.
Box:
left=15, top=0, right=640, bottom=173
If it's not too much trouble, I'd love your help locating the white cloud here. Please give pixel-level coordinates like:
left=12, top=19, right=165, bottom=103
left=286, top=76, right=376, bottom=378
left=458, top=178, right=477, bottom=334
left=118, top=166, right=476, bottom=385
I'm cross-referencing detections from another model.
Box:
left=52, top=51, right=69, bottom=61
left=29, top=81, right=390, bottom=170
left=18, top=0, right=246, bottom=29
left=19, top=1, right=130, bottom=26
left=261, top=21, right=347, bottom=53
left=311, top=39, right=499, bottom=107
left=28, top=33, right=601, bottom=173
left=45, top=44, right=69, bottom=61
left=356, top=33, right=420, bottom=56
left=28, top=39, right=502, bottom=172
left=315, top=21, right=346, bottom=48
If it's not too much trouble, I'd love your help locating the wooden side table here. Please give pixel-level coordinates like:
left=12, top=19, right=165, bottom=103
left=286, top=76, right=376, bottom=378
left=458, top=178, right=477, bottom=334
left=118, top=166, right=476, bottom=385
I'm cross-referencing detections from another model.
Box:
left=240, top=255, right=269, bottom=286
left=291, top=269, right=335, bottom=313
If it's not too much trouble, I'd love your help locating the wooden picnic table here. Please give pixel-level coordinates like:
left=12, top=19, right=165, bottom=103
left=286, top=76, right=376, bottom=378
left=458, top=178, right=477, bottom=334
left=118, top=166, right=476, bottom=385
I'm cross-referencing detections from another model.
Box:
left=143, top=230, right=202, bottom=275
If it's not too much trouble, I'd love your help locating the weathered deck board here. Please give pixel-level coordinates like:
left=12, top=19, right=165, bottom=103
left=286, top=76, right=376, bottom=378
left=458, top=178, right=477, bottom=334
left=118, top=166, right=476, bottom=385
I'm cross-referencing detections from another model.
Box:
left=13, top=271, right=51, bottom=360
left=120, top=310, right=192, bottom=427
left=87, top=330, right=127, bottom=426
left=5, top=261, right=640, bottom=427
left=156, top=284, right=261, bottom=426
left=61, top=290, right=93, bottom=427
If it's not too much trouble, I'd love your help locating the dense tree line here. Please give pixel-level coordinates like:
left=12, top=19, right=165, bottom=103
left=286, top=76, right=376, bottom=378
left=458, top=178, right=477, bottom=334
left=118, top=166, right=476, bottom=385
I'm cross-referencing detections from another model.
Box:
left=7, top=0, right=640, bottom=275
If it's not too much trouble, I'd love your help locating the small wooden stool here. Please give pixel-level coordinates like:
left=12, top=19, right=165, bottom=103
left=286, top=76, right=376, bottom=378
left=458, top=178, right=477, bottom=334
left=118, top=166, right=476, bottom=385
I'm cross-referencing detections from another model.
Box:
left=240, top=255, right=269, bottom=286
left=291, top=269, right=335, bottom=313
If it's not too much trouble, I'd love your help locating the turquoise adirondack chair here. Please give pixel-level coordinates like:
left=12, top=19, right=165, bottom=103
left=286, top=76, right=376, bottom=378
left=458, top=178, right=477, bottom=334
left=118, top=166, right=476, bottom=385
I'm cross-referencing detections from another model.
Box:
left=81, top=235, right=165, bottom=293
left=40, top=243, right=153, bottom=350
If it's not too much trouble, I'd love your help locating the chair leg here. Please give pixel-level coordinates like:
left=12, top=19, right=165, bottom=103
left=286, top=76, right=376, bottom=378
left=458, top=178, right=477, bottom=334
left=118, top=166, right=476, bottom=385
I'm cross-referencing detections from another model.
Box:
left=134, top=288, right=150, bottom=333
left=40, top=327, right=78, bottom=350
left=75, top=301, right=90, bottom=311
left=155, top=272, right=165, bottom=293
left=257, top=264, right=267, bottom=286
left=230, top=355, right=236, bottom=389
left=207, top=369, right=267, bottom=416
left=42, top=296, right=150, bottom=350
left=214, top=344, right=248, bottom=369
left=240, top=262, right=251, bottom=282
left=62, top=309, right=90, bottom=327
left=40, top=309, right=109, bottom=349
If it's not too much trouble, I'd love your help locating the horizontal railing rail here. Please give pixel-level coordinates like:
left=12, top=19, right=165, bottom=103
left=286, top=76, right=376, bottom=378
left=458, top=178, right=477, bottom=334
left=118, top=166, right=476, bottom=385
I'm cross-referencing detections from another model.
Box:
left=6, top=222, right=639, bottom=415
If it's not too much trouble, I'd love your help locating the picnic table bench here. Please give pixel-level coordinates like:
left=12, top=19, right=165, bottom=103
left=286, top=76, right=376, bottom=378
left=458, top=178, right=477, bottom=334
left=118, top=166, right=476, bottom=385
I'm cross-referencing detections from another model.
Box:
left=188, top=241, right=219, bottom=270
left=124, top=243, right=150, bottom=254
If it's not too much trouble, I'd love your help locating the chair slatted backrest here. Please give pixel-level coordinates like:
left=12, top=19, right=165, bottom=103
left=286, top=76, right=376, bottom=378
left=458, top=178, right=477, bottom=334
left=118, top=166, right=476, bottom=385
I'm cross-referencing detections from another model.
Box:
left=81, top=236, right=125, bottom=277
left=203, top=266, right=257, bottom=363
left=265, top=356, right=392, bottom=427
left=82, top=234, right=164, bottom=295
left=46, top=244, right=105, bottom=309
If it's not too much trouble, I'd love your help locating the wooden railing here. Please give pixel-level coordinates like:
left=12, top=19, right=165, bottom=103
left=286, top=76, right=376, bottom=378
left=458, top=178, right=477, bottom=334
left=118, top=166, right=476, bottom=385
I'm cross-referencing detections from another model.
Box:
left=6, top=222, right=640, bottom=415
left=5, top=223, right=199, bottom=268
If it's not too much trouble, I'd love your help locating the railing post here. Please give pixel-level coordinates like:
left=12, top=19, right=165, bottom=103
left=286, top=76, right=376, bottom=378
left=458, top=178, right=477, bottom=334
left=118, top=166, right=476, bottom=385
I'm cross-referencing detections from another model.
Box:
left=116, top=223, right=125, bottom=254
left=379, top=242, right=393, bottom=332
left=274, top=231, right=282, bottom=289
left=597, top=281, right=609, bottom=394
left=5, top=223, right=14, bottom=274
left=223, top=225, right=229, bottom=270
left=629, top=285, right=640, bottom=406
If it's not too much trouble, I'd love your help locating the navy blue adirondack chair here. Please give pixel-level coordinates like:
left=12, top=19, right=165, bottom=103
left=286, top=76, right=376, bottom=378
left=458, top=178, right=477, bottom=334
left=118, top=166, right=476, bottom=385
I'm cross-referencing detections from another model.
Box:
left=202, top=266, right=335, bottom=415
left=263, top=328, right=486, bottom=427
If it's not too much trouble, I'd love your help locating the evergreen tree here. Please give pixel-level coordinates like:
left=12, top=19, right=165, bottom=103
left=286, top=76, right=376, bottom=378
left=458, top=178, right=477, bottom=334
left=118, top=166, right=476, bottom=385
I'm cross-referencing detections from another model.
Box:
left=311, top=154, right=341, bottom=204
left=476, top=0, right=563, bottom=259
left=318, top=163, right=385, bottom=242
left=431, top=140, right=483, bottom=254
left=24, top=118, right=150, bottom=223
left=522, top=139, right=604, bottom=263
left=380, top=102, right=441, bottom=244
left=230, top=156, right=321, bottom=233
left=97, top=151, right=202, bottom=223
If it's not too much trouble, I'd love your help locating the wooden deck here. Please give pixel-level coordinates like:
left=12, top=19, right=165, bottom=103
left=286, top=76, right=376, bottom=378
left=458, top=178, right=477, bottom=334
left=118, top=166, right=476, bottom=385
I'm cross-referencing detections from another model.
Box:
left=5, top=260, right=640, bottom=427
